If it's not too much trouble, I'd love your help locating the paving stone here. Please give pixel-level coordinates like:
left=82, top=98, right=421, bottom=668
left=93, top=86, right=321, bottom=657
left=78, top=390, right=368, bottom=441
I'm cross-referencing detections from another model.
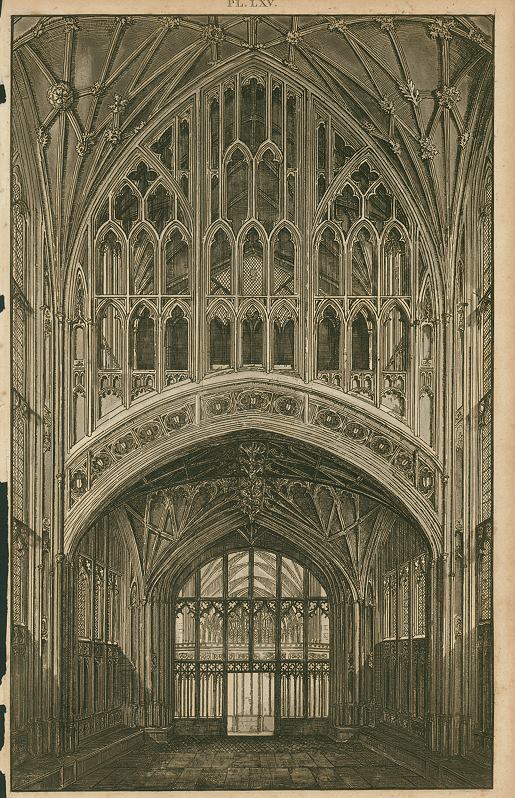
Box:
left=173, top=767, right=202, bottom=788
left=67, top=733, right=481, bottom=791
left=308, top=751, right=333, bottom=767
left=248, top=767, right=272, bottom=789
left=313, top=767, right=341, bottom=787
left=270, top=766, right=293, bottom=788
left=289, top=766, right=318, bottom=787
left=225, top=766, right=250, bottom=788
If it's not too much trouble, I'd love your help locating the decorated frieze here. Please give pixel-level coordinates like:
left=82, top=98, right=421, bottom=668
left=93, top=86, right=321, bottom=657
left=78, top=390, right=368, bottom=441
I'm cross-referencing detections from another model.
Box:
left=66, top=385, right=439, bottom=513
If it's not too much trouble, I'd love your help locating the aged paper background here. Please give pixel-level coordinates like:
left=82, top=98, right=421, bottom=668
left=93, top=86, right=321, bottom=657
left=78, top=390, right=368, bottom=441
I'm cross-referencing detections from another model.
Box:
left=0, top=0, right=513, bottom=796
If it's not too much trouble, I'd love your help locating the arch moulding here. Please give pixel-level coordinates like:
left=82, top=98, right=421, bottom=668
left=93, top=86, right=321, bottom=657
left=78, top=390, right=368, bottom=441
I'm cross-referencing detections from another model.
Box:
left=65, top=380, right=443, bottom=558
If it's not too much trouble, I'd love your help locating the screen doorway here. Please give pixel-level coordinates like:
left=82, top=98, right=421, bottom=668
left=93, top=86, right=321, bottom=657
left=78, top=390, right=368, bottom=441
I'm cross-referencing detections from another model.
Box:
left=227, top=671, right=274, bottom=735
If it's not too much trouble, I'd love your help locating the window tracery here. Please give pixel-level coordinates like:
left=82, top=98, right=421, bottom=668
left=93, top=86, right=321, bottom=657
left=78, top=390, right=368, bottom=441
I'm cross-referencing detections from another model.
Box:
left=78, top=70, right=435, bottom=443
left=173, top=550, right=329, bottom=721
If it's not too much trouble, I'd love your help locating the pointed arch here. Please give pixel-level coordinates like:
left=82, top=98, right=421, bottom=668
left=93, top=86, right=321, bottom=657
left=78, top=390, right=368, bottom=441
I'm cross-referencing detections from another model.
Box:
left=96, top=301, right=124, bottom=418
left=146, top=180, right=174, bottom=235
left=224, top=146, right=250, bottom=234
left=209, top=225, right=233, bottom=296
left=271, top=300, right=297, bottom=370
left=209, top=299, right=234, bottom=371
left=163, top=223, right=190, bottom=295
left=271, top=224, right=297, bottom=296
left=240, top=226, right=265, bottom=296
left=164, top=304, right=189, bottom=374
left=96, top=225, right=125, bottom=295
left=349, top=221, right=378, bottom=296
left=256, top=145, right=282, bottom=234
left=367, top=182, right=393, bottom=232
left=129, top=224, right=157, bottom=295
left=129, top=301, right=156, bottom=371
left=315, top=223, right=343, bottom=296
left=97, top=301, right=125, bottom=370
left=317, top=303, right=341, bottom=374
left=381, top=302, right=410, bottom=418
left=382, top=224, right=410, bottom=296
left=241, top=304, right=265, bottom=368
left=348, top=302, right=377, bottom=401
left=240, top=75, right=267, bottom=152
left=207, top=299, right=235, bottom=324
left=113, top=181, right=141, bottom=236
left=333, top=183, right=360, bottom=235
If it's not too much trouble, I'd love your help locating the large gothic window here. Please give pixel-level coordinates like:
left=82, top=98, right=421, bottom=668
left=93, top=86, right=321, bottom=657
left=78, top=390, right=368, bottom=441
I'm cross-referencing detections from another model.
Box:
left=173, top=550, right=329, bottom=728
left=82, top=72, right=432, bottom=439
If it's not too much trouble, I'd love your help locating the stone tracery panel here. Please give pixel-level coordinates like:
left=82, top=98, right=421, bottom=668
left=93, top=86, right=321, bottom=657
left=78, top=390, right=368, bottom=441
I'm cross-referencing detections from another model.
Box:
left=69, top=67, right=439, bottom=455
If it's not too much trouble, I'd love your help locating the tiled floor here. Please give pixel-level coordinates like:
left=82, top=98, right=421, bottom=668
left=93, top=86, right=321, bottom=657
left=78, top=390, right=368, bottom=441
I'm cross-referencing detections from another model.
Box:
left=70, top=735, right=437, bottom=790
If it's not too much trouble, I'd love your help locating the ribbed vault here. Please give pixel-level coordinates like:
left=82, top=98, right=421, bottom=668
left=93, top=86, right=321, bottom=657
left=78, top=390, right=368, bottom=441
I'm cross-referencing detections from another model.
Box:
left=96, top=431, right=427, bottom=601
left=13, top=13, right=492, bottom=279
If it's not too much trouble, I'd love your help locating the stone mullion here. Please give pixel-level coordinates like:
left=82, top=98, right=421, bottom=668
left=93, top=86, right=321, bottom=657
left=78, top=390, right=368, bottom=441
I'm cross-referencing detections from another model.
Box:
left=141, top=597, right=149, bottom=725
left=304, top=88, right=314, bottom=383
left=52, top=307, right=68, bottom=754
left=463, top=186, right=481, bottom=750
left=357, top=599, right=366, bottom=725
left=85, top=220, right=94, bottom=439
left=412, top=228, right=420, bottom=435
left=329, top=598, right=347, bottom=730
left=302, top=569, right=309, bottom=718
left=438, top=298, right=456, bottom=754
left=194, top=90, right=202, bottom=384
left=275, top=555, right=282, bottom=729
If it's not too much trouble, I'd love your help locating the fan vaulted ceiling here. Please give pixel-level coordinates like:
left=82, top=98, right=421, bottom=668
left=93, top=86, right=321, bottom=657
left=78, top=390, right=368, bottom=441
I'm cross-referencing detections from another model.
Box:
left=112, top=432, right=410, bottom=590
left=13, top=14, right=492, bottom=284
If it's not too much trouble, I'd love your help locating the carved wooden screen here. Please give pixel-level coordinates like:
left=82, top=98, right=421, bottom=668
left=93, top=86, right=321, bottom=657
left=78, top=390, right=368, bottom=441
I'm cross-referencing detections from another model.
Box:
left=375, top=521, right=429, bottom=737
left=173, top=550, right=329, bottom=729
left=73, top=524, right=124, bottom=740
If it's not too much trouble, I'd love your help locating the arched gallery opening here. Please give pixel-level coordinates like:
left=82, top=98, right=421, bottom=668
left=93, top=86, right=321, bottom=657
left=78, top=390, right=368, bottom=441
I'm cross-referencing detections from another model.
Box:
left=10, top=12, right=492, bottom=791
left=68, top=434, right=431, bottom=742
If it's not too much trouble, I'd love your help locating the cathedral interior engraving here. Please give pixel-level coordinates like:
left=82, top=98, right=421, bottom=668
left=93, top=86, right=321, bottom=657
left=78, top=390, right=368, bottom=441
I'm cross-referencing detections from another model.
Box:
left=9, top=12, right=493, bottom=791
